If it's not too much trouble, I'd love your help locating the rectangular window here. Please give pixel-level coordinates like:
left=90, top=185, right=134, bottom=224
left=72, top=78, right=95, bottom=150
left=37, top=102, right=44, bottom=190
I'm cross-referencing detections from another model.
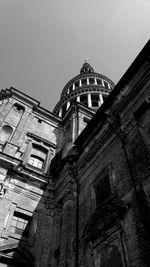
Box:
left=82, top=78, right=87, bottom=85
left=75, top=81, right=79, bottom=88
left=9, top=211, right=32, bottom=237
left=89, top=78, right=95, bottom=84
left=80, top=95, right=88, bottom=106
left=91, top=94, right=99, bottom=107
left=97, top=78, right=102, bottom=85
left=95, top=173, right=111, bottom=206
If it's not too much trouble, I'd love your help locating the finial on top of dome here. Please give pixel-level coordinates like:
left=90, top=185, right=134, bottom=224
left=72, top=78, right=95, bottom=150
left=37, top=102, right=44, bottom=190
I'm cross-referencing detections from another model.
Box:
left=84, top=57, right=89, bottom=64
left=80, top=59, right=94, bottom=74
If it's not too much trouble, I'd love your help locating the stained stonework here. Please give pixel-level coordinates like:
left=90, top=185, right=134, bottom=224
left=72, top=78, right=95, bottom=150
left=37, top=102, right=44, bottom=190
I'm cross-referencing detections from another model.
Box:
left=0, top=41, right=150, bottom=267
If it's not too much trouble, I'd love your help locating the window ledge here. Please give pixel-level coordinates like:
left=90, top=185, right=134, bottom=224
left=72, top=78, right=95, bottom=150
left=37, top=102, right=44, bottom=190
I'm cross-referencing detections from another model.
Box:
left=25, top=163, right=44, bottom=174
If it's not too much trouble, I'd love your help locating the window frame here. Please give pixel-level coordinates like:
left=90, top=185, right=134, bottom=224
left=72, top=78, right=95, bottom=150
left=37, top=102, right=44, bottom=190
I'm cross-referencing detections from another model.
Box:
left=24, top=133, right=55, bottom=174
left=93, top=166, right=114, bottom=207
left=27, top=143, right=48, bottom=172
left=9, top=211, right=32, bottom=238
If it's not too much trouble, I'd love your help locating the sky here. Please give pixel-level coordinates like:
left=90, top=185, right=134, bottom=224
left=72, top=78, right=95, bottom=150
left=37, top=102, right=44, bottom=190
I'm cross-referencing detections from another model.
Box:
left=0, top=0, right=150, bottom=112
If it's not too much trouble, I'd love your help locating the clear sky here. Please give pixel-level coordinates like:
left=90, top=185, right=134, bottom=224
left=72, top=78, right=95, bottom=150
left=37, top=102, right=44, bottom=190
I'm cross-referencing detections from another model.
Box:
left=0, top=0, right=150, bottom=111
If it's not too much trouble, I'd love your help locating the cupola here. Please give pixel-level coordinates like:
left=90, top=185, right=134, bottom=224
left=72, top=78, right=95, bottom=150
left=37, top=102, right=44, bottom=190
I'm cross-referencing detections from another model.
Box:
left=53, top=62, right=115, bottom=118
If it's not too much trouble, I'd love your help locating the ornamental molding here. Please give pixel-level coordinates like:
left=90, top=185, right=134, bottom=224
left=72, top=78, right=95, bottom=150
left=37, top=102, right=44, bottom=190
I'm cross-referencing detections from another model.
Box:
left=54, top=86, right=110, bottom=113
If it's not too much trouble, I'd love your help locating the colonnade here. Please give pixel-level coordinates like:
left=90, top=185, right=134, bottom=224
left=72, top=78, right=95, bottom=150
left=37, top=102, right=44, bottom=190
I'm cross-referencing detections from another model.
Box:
left=58, top=92, right=107, bottom=118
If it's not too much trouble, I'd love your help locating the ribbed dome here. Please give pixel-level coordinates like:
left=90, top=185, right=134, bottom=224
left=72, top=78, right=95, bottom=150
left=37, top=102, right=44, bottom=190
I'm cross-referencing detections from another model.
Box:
left=53, top=62, right=115, bottom=118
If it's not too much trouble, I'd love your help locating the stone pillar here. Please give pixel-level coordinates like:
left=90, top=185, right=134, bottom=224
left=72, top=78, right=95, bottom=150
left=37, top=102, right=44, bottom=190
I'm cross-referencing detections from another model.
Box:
left=101, top=79, right=105, bottom=87
left=108, top=83, right=111, bottom=89
left=67, top=101, right=70, bottom=110
left=72, top=114, right=77, bottom=143
left=59, top=195, right=76, bottom=267
left=87, top=78, right=89, bottom=85
left=99, top=94, right=103, bottom=105
left=88, top=93, right=92, bottom=108
left=47, top=204, right=62, bottom=267
left=79, top=79, right=82, bottom=87
left=77, top=96, right=80, bottom=102
left=59, top=108, right=62, bottom=118
left=94, top=78, right=97, bottom=85
left=59, top=166, right=76, bottom=267
left=73, top=84, right=75, bottom=90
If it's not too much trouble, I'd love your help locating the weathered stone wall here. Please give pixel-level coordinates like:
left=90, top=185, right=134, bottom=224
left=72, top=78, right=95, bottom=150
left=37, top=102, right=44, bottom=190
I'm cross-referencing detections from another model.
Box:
left=0, top=90, right=62, bottom=266
left=73, top=68, right=150, bottom=266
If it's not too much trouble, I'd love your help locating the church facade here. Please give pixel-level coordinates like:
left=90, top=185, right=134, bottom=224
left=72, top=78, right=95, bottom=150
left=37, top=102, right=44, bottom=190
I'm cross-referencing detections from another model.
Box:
left=0, top=40, right=150, bottom=267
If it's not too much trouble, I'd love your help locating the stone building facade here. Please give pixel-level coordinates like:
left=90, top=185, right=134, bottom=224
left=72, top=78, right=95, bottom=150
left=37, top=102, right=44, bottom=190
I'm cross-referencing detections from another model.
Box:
left=0, top=40, right=150, bottom=267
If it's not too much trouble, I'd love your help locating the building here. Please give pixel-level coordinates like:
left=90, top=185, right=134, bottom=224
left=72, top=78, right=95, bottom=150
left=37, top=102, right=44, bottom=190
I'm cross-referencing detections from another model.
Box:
left=0, top=40, right=150, bottom=267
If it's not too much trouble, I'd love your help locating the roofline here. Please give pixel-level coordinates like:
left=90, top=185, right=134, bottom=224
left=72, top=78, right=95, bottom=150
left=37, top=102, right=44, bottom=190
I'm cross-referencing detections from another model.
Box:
left=60, top=72, right=115, bottom=100
left=75, top=39, right=150, bottom=149
left=0, top=87, right=62, bottom=125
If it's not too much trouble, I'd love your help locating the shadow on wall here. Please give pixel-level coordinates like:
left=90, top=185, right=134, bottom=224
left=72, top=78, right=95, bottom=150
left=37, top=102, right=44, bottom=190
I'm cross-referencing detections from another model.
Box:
left=0, top=165, right=58, bottom=267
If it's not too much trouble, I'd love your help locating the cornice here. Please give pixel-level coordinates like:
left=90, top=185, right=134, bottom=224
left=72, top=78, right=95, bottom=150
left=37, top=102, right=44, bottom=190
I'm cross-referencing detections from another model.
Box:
left=0, top=152, right=22, bottom=168
left=53, top=85, right=111, bottom=114
left=60, top=72, right=115, bottom=99
left=0, top=87, right=62, bottom=126
left=27, top=132, right=57, bottom=148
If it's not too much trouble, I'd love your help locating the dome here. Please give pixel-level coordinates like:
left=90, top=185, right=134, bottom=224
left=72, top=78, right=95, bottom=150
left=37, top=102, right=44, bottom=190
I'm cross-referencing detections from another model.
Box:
left=53, top=61, right=115, bottom=118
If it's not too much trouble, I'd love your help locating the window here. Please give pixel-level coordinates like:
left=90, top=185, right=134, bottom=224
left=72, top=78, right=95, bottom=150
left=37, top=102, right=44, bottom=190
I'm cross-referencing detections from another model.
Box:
left=69, top=85, right=73, bottom=92
left=28, top=144, right=47, bottom=170
left=26, top=133, right=55, bottom=174
left=97, top=79, right=102, bottom=85
left=95, top=173, right=111, bottom=206
left=91, top=94, right=99, bottom=107
left=75, top=81, right=79, bottom=88
left=70, top=98, right=77, bottom=106
left=89, top=78, right=95, bottom=84
left=80, top=94, right=88, bottom=106
left=13, top=103, right=25, bottom=112
left=9, top=211, right=32, bottom=237
left=29, top=155, right=44, bottom=169
left=82, top=78, right=87, bottom=86
left=103, top=81, right=109, bottom=89
left=37, top=118, right=42, bottom=123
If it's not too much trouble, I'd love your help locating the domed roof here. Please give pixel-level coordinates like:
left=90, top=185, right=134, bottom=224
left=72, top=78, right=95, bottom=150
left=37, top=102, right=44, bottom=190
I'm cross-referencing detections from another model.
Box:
left=53, top=61, right=115, bottom=118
